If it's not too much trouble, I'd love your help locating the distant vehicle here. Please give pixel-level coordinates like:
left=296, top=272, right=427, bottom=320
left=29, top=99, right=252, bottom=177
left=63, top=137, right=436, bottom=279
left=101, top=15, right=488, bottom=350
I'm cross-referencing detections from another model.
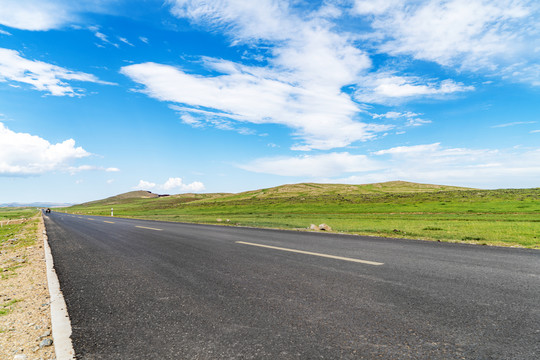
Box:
left=45, top=208, right=51, bottom=213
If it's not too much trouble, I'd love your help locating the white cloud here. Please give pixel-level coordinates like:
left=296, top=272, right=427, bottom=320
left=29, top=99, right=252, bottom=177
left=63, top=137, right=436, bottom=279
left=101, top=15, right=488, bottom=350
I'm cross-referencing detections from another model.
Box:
left=0, top=0, right=119, bottom=31
left=118, top=1, right=494, bottom=150
left=120, top=0, right=398, bottom=151
left=122, top=61, right=388, bottom=150
left=354, top=0, right=402, bottom=15
left=372, top=111, right=421, bottom=119
left=530, top=130, right=540, bottom=133
left=0, top=0, right=73, bottom=31
left=353, top=0, right=540, bottom=84
left=240, top=142, right=540, bottom=188
left=371, top=111, right=431, bottom=127
left=68, top=165, right=120, bottom=174
left=0, top=48, right=113, bottom=96
left=0, top=122, right=90, bottom=176
left=134, top=177, right=205, bottom=192
left=139, top=36, right=149, bottom=44
left=238, top=152, right=382, bottom=177
left=357, top=143, right=540, bottom=188
left=0, top=29, right=12, bottom=36
left=355, top=74, right=474, bottom=104
left=134, top=180, right=156, bottom=190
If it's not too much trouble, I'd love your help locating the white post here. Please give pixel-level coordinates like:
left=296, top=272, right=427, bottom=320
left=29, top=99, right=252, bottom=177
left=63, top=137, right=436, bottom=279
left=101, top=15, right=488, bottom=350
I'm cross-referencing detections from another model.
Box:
left=111, top=208, right=114, bottom=217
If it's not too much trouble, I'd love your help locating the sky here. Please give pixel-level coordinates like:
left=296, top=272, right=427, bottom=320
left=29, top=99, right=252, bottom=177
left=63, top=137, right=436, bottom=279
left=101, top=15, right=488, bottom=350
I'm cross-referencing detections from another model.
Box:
left=0, top=0, right=539, bottom=203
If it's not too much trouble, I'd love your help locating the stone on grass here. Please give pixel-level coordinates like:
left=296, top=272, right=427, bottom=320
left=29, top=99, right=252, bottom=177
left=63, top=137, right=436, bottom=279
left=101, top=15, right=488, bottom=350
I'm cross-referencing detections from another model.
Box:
left=309, top=224, right=318, bottom=230
left=318, top=224, right=332, bottom=231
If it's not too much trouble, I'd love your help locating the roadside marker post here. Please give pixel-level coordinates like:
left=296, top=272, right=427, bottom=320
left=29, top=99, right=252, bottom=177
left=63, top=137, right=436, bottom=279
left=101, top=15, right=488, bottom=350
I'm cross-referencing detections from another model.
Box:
left=111, top=208, right=114, bottom=217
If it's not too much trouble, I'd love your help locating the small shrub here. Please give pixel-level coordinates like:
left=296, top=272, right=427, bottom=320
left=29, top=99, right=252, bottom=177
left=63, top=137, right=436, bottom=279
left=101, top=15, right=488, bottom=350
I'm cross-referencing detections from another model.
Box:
left=423, top=227, right=444, bottom=231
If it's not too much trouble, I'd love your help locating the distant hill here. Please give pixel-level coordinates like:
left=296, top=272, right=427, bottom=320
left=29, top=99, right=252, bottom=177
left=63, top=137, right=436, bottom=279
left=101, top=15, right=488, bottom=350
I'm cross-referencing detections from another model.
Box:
left=234, top=181, right=472, bottom=199
left=0, top=202, right=73, bottom=208
left=72, top=181, right=473, bottom=207
left=78, top=190, right=161, bottom=207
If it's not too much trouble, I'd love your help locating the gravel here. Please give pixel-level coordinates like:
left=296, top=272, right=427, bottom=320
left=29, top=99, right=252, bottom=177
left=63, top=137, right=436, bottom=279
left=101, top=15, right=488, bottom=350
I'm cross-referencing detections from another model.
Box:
left=0, top=216, right=56, bottom=360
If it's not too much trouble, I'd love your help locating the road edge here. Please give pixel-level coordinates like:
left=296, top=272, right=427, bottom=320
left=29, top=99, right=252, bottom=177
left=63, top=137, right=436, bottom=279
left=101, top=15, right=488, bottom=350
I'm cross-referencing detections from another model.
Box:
left=43, top=216, right=76, bottom=360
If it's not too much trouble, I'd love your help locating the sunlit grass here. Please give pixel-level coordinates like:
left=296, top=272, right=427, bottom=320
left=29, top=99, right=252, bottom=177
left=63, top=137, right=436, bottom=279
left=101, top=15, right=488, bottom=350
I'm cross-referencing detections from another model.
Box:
left=58, top=183, right=540, bottom=248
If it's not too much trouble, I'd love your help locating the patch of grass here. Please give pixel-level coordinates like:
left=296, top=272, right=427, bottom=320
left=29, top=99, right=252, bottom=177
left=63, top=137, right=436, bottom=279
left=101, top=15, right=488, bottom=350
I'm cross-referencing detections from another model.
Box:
left=0, top=299, right=20, bottom=316
left=423, top=227, right=444, bottom=231
left=1, top=263, right=24, bottom=280
left=0, top=220, right=38, bottom=250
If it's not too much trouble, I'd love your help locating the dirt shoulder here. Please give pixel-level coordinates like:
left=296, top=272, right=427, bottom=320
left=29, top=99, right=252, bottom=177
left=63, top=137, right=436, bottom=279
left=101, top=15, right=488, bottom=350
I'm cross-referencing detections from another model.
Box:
left=0, top=214, right=56, bottom=360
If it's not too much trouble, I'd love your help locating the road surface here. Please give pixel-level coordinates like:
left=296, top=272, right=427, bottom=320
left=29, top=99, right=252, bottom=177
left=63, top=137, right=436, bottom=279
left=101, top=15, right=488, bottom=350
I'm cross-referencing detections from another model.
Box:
left=43, top=212, right=540, bottom=359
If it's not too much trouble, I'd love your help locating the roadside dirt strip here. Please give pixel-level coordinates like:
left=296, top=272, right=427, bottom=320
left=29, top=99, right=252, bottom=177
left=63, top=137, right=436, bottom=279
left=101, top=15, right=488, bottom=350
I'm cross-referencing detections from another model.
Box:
left=0, top=215, right=57, bottom=360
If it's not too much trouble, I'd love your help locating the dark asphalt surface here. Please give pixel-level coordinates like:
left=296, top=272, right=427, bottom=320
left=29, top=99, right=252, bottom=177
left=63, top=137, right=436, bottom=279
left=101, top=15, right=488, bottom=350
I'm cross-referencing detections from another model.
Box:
left=43, top=212, right=540, bottom=359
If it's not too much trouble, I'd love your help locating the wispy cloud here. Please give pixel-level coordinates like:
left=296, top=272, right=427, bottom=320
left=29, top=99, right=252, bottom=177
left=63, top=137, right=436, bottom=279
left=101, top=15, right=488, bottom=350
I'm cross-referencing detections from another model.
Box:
left=353, top=0, right=540, bottom=85
left=119, top=1, right=485, bottom=151
left=124, top=1, right=389, bottom=150
left=0, top=48, right=114, bottom=96
left=68, top=165, right=120, bottom=174
left=355, top=74, right=474, bottom=104
left=371, top=111, right=431, bottom=127
left=88, top=26, right=119, bottom=48
left=238, top=152, right=382, bottom=177
left=121, top=61, right=389, bottom=150
left=118, top=36, right=133, bottom=46
left=239, top=143, right=540, bottom=188
left=491, top=121, right=536, bottom=128
left=0, top=29, right=11, bottom=36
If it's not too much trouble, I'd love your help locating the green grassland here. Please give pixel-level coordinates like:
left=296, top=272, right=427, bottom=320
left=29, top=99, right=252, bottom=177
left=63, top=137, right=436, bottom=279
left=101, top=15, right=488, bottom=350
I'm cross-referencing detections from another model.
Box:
left=0, top=207, right=39, bottom=221
left=59, top=181, right=540, bottom=248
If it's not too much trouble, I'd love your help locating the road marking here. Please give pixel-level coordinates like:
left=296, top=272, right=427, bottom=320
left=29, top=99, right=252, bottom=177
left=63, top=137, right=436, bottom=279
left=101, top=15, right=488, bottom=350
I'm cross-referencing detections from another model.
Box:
left=135, top=226, right=163, bottom=231
left=78, top=217, right=83, bottom=219
left=87, top=218, right=95, bottom=221
left=236, top=241, right=384, bottom=266
left=103, top=221, right=115, bottom=224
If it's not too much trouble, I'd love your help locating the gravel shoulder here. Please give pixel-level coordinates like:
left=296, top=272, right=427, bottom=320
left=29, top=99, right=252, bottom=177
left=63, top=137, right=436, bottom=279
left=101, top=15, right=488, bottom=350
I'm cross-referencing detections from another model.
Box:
left=0, top=214, right=56, bottom=360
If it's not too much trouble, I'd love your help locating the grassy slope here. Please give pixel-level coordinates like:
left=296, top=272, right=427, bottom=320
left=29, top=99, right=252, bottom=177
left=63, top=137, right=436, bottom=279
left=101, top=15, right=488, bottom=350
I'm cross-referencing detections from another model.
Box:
left=60, top=181, right=540, bottom=248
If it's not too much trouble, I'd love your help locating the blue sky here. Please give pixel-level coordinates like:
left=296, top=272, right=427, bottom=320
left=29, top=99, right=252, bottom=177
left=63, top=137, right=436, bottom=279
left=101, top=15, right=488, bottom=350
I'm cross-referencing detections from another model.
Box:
left=1, top=0, right=539, bottom=203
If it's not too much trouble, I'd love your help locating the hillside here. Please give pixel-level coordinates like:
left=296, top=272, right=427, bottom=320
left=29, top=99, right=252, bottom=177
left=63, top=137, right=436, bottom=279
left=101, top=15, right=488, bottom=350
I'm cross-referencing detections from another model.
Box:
left=78, top=190, right=161, bottom=206
left=213, top=181, right=471, bottom=201
left=74, top=181, right=472, bottom=208
left=59, top=181, right=540, bottom=248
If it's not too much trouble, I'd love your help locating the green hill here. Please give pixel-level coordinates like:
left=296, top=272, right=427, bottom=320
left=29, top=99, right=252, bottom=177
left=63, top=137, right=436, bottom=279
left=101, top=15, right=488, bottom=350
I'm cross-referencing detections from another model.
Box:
left=59, top=181, right=540, bottom=248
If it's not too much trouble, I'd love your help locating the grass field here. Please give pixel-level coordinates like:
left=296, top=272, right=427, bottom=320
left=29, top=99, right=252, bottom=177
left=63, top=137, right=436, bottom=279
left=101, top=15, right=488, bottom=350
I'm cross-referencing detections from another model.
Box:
left=58, top=181, right=540, bottom=248
left=0, top=208, right=39, bottom=221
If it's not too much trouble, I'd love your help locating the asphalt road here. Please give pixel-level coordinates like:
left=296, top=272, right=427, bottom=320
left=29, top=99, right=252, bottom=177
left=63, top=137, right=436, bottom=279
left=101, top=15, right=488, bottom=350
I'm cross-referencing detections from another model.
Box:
left=43, top=212, right=540, bottom=359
